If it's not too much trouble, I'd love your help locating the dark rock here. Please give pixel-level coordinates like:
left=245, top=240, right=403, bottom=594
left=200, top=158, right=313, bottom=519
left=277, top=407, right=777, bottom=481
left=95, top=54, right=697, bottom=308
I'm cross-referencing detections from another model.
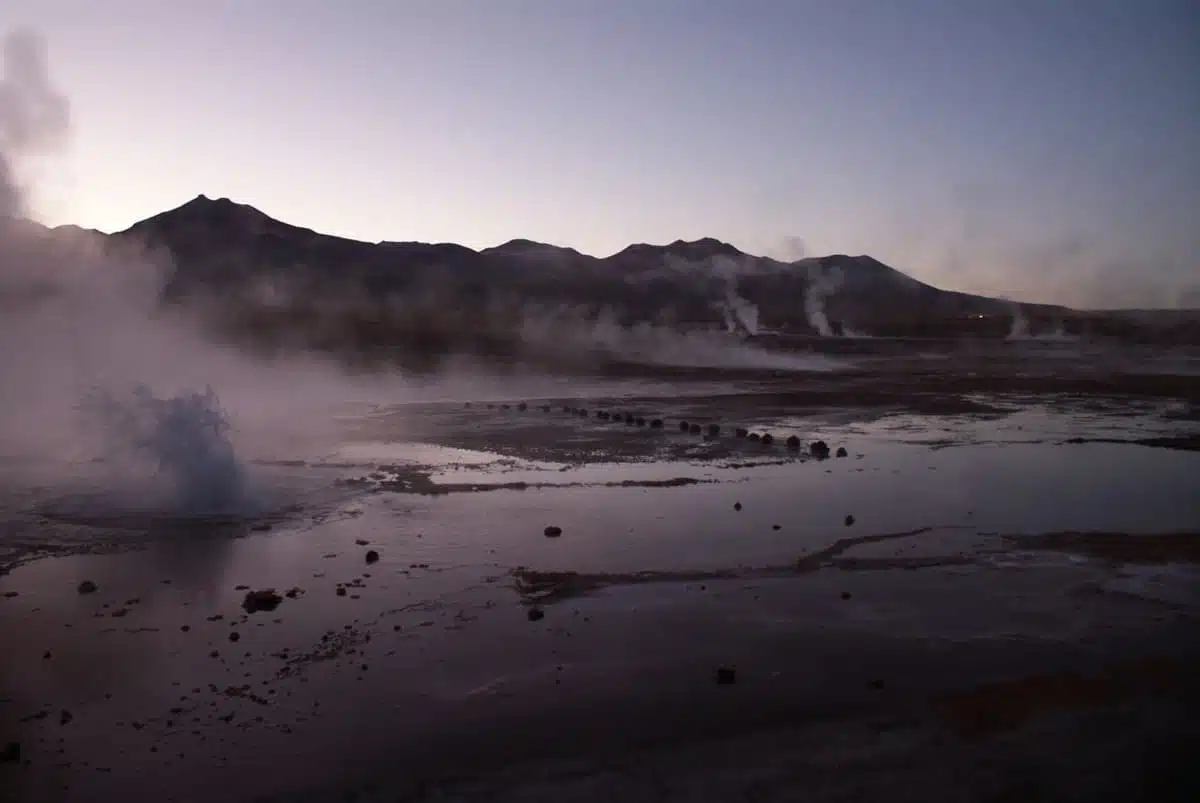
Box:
left=707, top=424, right=720, bottom=437
left=870, top=678, right=885, bottom=690
left=578, top=409, right=588, bottom=417
left=734, top=502, right=742, bottom=511
left=501, top=404, right=511, bottom=410
left=527, top=607, right=545, bottom=622
left=336, top=587, right=347, bottom=597
left=748, top=433, right=761, bottom=442
left=365, top=550, right=380, bottom=564
left=650, top=419, right=664, bottom=428
left=844, top=515, right=855, bottom=527
left=2, top=591, right=17, bottom=598
left=689, top=424, right=702, bottom=434
left=810, top=441, right=831, bottom=459
left=234, top=585, right=250, bottom=591
left=562, top=405, right=572, bottom=413
left=625, top=413, right=635, bottom=424
left=1, top=742, right=19, bottom=763
left=242, top=589, right=283, bottom=614
left=715, top=667, right=737, bottom=685
left=284, top=587, right=304, bottom=599
left=517, top=402, right=527, bottom=412
left=355, top=539, right=369, bottom=546
left=841, top=591, right=852, bottom=600
left=180, top=625, right=190, bottom=632
left=228, top=631, right=240, bottom=643
left=598, top=410, right=609, bottom=419
left=43, top=650, right=51, bottom=660
left=544, top=525, right=563, bottom=538
left=679, top=420, right=690, bottom=431
left=77, top=581, right=98, bottom=595
left=761, top=433, right=774, bottom=445
left=59, top=709, right=73, bottom=726
left=250, top=522, right=272, bottom=532
left=636, top=417, right=646, bottom=426
left=735, top=428, right=749, bottom=438
left=772, top=524, right=781, bottom=531
left=464, top=402, right=472, bottom=408
left=786, top=435, right=801, bottom=450
left=836, top=447, right=848, bottom=458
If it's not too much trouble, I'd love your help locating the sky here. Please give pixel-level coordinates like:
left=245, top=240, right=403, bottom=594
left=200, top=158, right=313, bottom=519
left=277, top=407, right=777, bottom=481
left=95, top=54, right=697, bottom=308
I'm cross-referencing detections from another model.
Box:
left=3, top=0, right=1198, bottom=308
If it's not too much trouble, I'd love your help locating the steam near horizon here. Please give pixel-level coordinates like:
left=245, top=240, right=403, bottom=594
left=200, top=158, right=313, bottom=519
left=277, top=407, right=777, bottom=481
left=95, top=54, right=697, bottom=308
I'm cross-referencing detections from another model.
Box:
left=5, top=1, right=1197, bottom=310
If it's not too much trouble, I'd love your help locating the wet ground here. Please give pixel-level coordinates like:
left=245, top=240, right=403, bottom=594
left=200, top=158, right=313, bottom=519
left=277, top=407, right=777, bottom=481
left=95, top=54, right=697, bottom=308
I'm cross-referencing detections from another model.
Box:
left=1, top=344, right=1199, bottom=802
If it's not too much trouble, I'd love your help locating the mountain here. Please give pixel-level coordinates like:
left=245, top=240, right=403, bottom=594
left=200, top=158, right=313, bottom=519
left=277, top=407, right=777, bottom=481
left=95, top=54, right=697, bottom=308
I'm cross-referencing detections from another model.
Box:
left=112, top=195, right=1051, bottom=328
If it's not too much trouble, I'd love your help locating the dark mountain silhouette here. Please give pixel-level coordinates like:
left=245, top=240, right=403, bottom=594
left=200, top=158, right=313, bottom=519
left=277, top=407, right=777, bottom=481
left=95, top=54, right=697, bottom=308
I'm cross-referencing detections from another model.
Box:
left=111, top=195, right=1047, bottom=327
left=24, top=195, right=1198, bottom=365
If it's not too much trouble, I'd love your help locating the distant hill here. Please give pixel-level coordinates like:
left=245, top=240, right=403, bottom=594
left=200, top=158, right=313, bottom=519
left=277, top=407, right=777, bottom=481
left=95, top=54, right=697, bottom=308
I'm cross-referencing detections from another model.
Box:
left=20, top=195, right=1199, bottom=364
left=112, top=195, right=1059, bottom=330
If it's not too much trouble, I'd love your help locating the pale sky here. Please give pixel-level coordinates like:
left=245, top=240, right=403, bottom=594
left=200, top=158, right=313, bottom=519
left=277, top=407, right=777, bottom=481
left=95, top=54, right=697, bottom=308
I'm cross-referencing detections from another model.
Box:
left=5, top=0, right=1199, bottom=308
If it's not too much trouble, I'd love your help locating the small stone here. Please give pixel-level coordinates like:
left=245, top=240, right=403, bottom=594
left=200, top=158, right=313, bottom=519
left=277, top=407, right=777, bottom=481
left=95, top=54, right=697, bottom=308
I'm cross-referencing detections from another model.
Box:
left=761, top=433, right=774, bottom=445
left=841, top=591, right=852, bottom=600
left=2, top=591, right=17, bottom=598
left=844, top=515, right=855, bottom=527
left=355, top=539, right=369, bottom=546
left=836, top=447, right=848, bottom=458
left=42, top=650, right=51, bottom=660
left=679, top=420, right=690, bottom=432
left=242, top=589, right=283, bottom=614
left=748, top=433, right=761, bottom=442
left=517, top=402, right=528, bottom=412
left=809, top=441, right=831, bottom=459
left=228, top=632, right=240, bottom=643
left=336, top=587, right=347, bottom=597
left=59, top=709, right=73, bottom=726
left=735, top=428, right=749, bottom=438
left=180, top=625, right=190, bottom=632
left=527, top=607, right=545, bottom=622
left=786, top=435, right=800, bottom=450
left=715, top=667, right=737, bottom=685
left=707, top=424, right=720, bottom=437
left=250, top=522, right=272, bottom=532
left=365, top=550, right=380, bottom=565
left=77, top=581, right=98, bottom=595
left=689, top=424, right=702, bottom=434
left=870, top=679, right=885, bottom=690
left=651, top=419, right=664, bottom=428
left=1, top=742, right=19, bottom=763
left=733, top=502, right=742, bottom=511
left=772, top=524, right=781, bottom=531
left=543, top=525, right=563, bottom=538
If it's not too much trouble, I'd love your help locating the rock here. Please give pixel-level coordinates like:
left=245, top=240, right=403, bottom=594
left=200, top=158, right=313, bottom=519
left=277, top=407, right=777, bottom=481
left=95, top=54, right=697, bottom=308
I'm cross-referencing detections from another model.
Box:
left=464, top=402, right=472, bottom=408
left=527, top=607, right=545, bottom=622
left=242, top=589, right=283, bottom=614
left=42, top=650, right=51, bottom=660
left=836, top=447, right=848, bottom=458
left=59, top=709, right=73, bottom=726
left=689, top=424, right=702, bottom=434
left=77, top=581, right=98, bottom=595
left=650, top=419, right=664, bottom=429
left=625, top=413, right=635, bottom=424
left=748, top=433, right=761, bottom=442
left=786, top=435, right=800, bottom=450
left=715, top=667, right=737, bottom=685
left=735, top=428, right=749, bottom=438
left=870, top=678, right=885, bottom=690
left=180, top=625, right=190, bottom=632
left=772, top=524, right=781, bottom=531
left=544, top=526, right=563, bottom=538
left=355, top=539, right=369, bottom=546
left=734, top=502, right=742, bottom=511
left=250, top=522, right=272, bottom=532
left=761, top=433, right=774, bottom=445
left=679, top=420, right=690, bottom=432
left=2, top=591, right=17, bottom=598
left=562, top=405, right=572, bottom=413
left=284, top=587, right=304, bottom=599
left=707, top=424, right=720, bottom=437
left=636, top=417, right=646, bottom=427
left=809, top=441, right=831, bottom=459
left=1, top=742, right=19, bottom=763
left=517, top=402, right=528, bottom=412
left=228, top=631, right=240, bottom=643
left=598, top=411, right=609, bottom=419
left=844, top=515, right=855, bottom=527
left=336, top=587, right=347, bottom=597
left=841, top=591, right=852, bottom=600
left=501, top=404, right=511, bottom=410
left=365, top=550, right=380, bottom=564
left=234, top=585, right=250, bottom=591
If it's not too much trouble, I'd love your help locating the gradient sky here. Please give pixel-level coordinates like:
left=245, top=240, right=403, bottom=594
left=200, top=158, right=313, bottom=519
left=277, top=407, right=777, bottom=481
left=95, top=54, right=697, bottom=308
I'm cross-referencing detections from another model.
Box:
left=6, top=0, right=1199, bottom=308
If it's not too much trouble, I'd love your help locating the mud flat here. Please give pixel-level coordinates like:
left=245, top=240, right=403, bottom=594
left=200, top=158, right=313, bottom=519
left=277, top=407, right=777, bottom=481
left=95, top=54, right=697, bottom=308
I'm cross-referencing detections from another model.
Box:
left=2, top=351, right=1198, bottom=802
